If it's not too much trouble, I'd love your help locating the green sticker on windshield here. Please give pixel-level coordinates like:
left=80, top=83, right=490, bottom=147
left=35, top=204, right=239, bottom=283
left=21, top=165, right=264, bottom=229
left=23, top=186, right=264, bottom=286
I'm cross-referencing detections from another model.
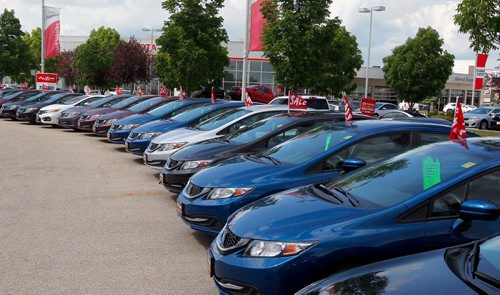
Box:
left=325, top=134, right=332, bottom=151
left=423, top=157, right=441, bottom=190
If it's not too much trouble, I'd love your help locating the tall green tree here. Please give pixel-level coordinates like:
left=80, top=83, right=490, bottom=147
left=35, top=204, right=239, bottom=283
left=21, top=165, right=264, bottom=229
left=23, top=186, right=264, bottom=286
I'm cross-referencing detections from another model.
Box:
left=75, top=27, right=120, bottom=88
left=454, top=0, right=499, bottom=53
left=156, top=0, right=229, bottom=95
left=383, top=27, right=454, bottom=110
left=0, top=9, right=31, bottom=80
left=261, top=0, right=362, bottom=95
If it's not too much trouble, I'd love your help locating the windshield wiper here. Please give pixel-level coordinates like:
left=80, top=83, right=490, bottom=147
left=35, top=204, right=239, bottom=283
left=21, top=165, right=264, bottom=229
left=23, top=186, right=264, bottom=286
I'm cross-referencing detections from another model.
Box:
left=333, top=186, right=360, bottom=207
left=314, top=184, right=344, bottom=204
left=261, top=155, right=281, bottom=165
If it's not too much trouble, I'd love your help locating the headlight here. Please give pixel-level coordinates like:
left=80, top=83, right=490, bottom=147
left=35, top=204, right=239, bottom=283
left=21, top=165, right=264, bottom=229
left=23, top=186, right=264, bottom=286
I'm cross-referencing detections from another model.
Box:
left=140, top=132, right=162, bottom=139
left=6, top=105, right=20, bottom=110
left=207, top=187, right=254, bottom=199
left=244, top=240, right=314, bottom=257
left=120, top=124, right=140, bottom=130
left=181, top=160, right=213, bottom=170
left=25, top=108, right=37, bottom=112
left=103, top=119, right=117, bottom=125
left=160, top=142, right=187, bottom=151
left=89, top=114, right=100, bottom=120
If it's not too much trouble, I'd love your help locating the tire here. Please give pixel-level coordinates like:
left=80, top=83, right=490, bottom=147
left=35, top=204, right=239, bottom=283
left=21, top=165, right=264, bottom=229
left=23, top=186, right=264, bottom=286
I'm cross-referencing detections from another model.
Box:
left=73, top=128, right=80, bottom=131
left=51, top=124, right=58, bottom=128
left=479, top=120, right=488, bottom=130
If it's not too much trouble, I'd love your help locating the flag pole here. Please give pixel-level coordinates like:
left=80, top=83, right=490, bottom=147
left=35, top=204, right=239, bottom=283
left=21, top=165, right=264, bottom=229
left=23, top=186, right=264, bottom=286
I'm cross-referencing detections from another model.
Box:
left=41, top=0, right=45, bottom=73
left=471, top=53, right=477, bottom=106
left=241, top=0, right=251, bottom=102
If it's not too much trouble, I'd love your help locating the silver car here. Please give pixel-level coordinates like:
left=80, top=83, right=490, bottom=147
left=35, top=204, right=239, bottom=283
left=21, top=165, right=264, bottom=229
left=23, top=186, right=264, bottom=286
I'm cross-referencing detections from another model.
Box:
left=463, top=107, right=500, bottom=130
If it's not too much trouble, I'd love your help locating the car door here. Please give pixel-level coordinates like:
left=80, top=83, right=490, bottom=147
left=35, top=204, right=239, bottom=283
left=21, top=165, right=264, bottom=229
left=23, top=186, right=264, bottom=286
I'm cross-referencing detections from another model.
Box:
left=424, top=169, right=500, bottom=250
left=219, top=111, right=283, bottom=135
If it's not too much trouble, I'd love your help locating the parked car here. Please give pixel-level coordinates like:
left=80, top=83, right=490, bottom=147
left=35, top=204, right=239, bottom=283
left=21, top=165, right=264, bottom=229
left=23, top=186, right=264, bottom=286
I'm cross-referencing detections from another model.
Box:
left=354, top=102, right=400, bottom=117
left=246, top=85, right=275, bottom=104
left=463, top=107, right=500, bottom=130
left=268, top=96, right=330, bottom=110
left=379, top=110, right=427, bottom=119
left=0, top=89, right=22, bottom=98
left=144, top=105, right=288, bottom=170
left=296, top=233, right=500, bottom=295
left=107, top=99, right=212, bottom=144
left=209, top=138, right=499, bottom=294
left=444, top=102, right=476, bottom=114
left=16, top=93, right=82, bottom=123
left=37, top=95, right=104, bottom=127
left=492, top=112, right=500, bottom=129
left=178, top=121, right=472, bottom=235
left=191, top=86, right=225, bottom=99
left=162, top=112, right=370, bottom=194
left=92, top=96, right=175, bottom=136
left=124, top=101, right=245, bottom=155
left=225, top=86, right=242, bottom=100
left=59, top=95, right=127, bottom=130
left=0, top=91, right=62, bottom=119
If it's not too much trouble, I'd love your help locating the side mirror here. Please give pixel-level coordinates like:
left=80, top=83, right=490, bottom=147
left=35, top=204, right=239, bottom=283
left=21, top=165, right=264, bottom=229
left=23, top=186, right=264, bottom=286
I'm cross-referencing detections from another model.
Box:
left=459, top=200, right=499, bottom=221
left=341, top=158, right=366, bottom=173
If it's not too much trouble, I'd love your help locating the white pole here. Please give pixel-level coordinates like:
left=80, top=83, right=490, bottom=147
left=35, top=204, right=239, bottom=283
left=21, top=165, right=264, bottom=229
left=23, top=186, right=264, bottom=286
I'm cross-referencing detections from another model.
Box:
left=471, top=53, right=477, bottom=106
left=241, top=0, right=251, bottom=102
left=41, top=0, right=45, bottom=73
left=364, top=10, right=373, bottom=99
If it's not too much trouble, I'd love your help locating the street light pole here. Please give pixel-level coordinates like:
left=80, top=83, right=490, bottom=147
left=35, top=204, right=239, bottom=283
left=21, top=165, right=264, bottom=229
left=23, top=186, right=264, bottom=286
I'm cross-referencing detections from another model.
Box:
left=142, top=27, right=162, bottom=94
left=41, top=0, right=45, bottom=73
left=359, top=6, right=385, bottom=99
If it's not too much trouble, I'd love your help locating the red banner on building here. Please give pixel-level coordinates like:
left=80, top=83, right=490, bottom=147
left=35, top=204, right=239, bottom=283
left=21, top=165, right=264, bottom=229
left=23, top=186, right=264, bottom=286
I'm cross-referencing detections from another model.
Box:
left=249, top=0, right=266, bottom=51
left=475, top=53, right=488, bottom=90
left=360, top=98, right=376, bottom=117
left=43, top=6, right=61, bottom=59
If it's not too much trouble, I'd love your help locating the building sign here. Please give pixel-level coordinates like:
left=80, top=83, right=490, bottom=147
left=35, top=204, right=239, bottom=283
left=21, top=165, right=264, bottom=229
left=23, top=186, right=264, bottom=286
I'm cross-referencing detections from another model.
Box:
left=36, top=73, right=58, bottom=91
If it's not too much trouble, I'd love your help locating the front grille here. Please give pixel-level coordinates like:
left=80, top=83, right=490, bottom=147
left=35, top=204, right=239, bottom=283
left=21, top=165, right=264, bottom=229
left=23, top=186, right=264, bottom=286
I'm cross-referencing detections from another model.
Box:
left=81, top=115, right=91, bottom=120
left=167, top=158, right=182, bottom=169
left=61, top=112, right=69, bottom=118
left=95, top=119, right=105, bottom=125
left=222, top=228, right=241, bottom=249
left=129, top=132, right=140, bottom=139
left=188, top=183, right=203, bottom=196
left=148, top=143, right=161, bottom=152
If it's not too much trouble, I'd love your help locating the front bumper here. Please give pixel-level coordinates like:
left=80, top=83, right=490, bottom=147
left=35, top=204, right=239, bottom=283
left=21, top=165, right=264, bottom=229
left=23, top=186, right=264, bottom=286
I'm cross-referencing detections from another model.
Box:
left=1, top=109, right=17, bottom=118
left=161, top=165, right=196, bottom=193
left=107, top=129, right=132, bottom=143
left=124, top=138, right=151, bottom=155
left=59, top=116, right=80, bottom=128
left=93, top=124, right=112, bottom=136
left=143, top=149, right=177, bottom=170
left=38, top=112, right=60, bottom=125
left=16, top=111, right=37, bottom=122
left=77, top=119, right=97, bottom=131
left=464, top=118, right=480, bottom=128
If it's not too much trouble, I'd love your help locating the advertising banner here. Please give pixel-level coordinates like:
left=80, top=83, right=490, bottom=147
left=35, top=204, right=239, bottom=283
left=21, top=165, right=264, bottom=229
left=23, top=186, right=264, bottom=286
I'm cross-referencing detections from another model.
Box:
left=44, top=6, right=61, bottom=59
left=36, top=73, right=58, bottom=91
left=360, top=98, right=377, bottom=117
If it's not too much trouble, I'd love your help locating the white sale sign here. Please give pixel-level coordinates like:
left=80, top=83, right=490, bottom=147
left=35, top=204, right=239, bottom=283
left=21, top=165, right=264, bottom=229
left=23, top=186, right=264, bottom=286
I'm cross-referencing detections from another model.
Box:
left=36, top=73, right=58, bottom=91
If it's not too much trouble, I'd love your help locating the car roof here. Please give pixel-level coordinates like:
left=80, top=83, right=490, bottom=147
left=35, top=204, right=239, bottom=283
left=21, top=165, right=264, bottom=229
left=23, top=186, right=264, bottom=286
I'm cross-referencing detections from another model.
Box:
left=429, top=137, right=500, bottom=155
left=333, top=119, right=455, bottom=132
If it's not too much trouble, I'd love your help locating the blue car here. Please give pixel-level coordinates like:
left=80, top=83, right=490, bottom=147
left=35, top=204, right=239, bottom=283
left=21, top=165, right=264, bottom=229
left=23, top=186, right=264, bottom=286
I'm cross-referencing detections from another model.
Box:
left=208, top=138, right=500, bottom=295
left=296, top=233, right=500, bottom=294
left=107, top=99, right=211, bottom=144
left=179, top=120, right=473, bottom=234
left=124, top=100, right=244, bottom=155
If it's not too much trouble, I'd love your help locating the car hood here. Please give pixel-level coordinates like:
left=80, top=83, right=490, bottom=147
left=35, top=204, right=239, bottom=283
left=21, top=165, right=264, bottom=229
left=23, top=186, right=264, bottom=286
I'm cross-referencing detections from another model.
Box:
left=115, top=114, right=156, bottom=126
left=132, top=119, right=184, bottom=134
left=82, top=107, right=114, bottom=116
left=63, top=106, right=92, bottom=114
left=99, top=110, right=136, bottom=120
left=191, top=156, right=288, bottom=187
left=228, top=187, right=371, bottom=240
left=152, top=128, right=203, bottom=143
left=40, top=104, right=72, bottom=111
left=170, top=139, right=240, bottom=161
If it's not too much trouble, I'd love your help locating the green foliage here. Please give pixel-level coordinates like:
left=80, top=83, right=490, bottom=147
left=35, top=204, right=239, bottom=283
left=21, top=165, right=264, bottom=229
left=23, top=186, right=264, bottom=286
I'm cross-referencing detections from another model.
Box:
left=261, top=0, right=362, bottom=95
left=75, top=27, right=120, bottom=87
left=383, top=27, right=454, bottom=110
left=156, top=0, right=229, bottom=95
left=454, top=0, right=499, bottom=53
left=0, top=9, right=31, bottom=79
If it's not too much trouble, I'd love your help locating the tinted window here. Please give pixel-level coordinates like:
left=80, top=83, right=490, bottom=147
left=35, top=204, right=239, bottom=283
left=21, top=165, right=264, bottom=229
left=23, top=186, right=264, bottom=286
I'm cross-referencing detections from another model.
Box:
left=87, top=97, right=115, bottom=108
left=102, top=98, right=126, bottom=108
left=227, top=117, right=293, bottom=144
left=269, top=98, right=288, bottom=105
left=468, top=108, right=491, bottom=115
left=147, top=101, right=197, bottom=116
left=197, top=108, right=251, bottom=131
left=227, top=112, right=281, bottom=134
left=172, top=105, right=226, bottom=123
left=420, top=133, right=451, bottom=146
left=76, top=97, right=102, bottom=106
left=194, top=108, right=234, bottom=124
left=348, top=133, right=412, bottom=164
left=468, top=170, right=500, bottom=204
left=307, top=99, right=329, bottom=110
left=127, top=97, right=164, bottom=112
left=430, top=185, right=466, bottom=217
left=110, top=96, right=139, bottom=109
left=63, top=95, right=87, bottom=105
left=385, top=104, right=398, bottom=110
left=477, top=237, right=500, bottom=282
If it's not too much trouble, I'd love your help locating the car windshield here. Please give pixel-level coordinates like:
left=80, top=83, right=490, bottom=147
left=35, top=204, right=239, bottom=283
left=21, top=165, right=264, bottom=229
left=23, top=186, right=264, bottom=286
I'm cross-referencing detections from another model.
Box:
left=170, top=104, right=220, bottom=123
left=468, top=108, right=491, bottom=115
left=25, top=92, right=54, bottom=102
left=147, top=100, right=187, bottom=116
left=476, top=236, right=500, bottom=282
left=226, top=117, right=293, bottom=144
left=125, top=97, right=161, bottom=112
left=46, top=93, right=72, bottom=103
left=331, top=143, right=493, bottom=207
left=76, top=96, right=101, bottom=106
left=87, top=97, right=115, bottom=108
left=110, top=96, right=138, bottom=109
left=196, top=108, right=251, bottom=131
left=9, top=92, right=41, bottom=101
left=63, top=95, right=87, bottom=105
left=257, top=124, right=358, bottom=164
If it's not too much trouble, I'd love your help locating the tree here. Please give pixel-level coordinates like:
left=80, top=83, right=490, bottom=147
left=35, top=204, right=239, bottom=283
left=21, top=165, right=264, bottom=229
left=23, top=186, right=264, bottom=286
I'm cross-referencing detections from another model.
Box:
left=110, top=38, right=150, bottom=85
left=383, top=27, right=454, bottom=110
left=156, top=0, right=229, bottom=96
left=0, top=9, right=31, bottom=80
left=261, top=0, right=363, bottom=95
left=75, top=27, right=120, bottom=88
left=57, top=50, right=78, bottom=86
left=454, top=0, right=499, bottom=53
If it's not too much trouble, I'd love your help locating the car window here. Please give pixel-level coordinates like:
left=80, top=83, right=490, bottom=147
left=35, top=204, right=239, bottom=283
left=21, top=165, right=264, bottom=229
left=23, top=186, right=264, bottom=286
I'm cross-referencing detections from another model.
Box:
left=492, top=109, right=500, bottom=114
left=77, top=97, right=101, bottom=106
left=307, top=99, right=329, bottom=110
left=227, top=111, right=281, bottom=133
left=430, top=185, right=466, bottom=217
left=476, top=237, right=500, bottom=282
left=197, top=109, right=251, bottom=131
left=420, top=133, right=451, bottom=146
left=467, top=170, right=500, bottom=204
left=127, top=97, right=164, bottom=112
left=110, top=97, right=138, bottom=109
left=226, top=117, right=292, bottom=144
left=347, top=133, right=412, bottom=164
left=386, top=104, right=398, bottom=110
left=101, top=98, right=124, bottom=108
left=165, top=103, right=207, bottom=119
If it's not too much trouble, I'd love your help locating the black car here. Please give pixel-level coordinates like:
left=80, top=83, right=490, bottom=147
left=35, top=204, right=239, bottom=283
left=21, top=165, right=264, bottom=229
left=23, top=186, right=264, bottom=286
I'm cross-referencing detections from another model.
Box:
left=160, top=112, right=370, bottom=193
left=0, top=91, right=61, bottom=119
left=16, top=93, right=81, bottom=123
left=191, top=86, right=225, bottom=99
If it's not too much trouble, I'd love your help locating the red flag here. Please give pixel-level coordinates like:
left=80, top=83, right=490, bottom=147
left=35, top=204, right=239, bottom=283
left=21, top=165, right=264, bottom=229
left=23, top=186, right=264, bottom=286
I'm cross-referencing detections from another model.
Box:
left=450, top=100, right=467, bottom=141
left=211, top=86, right=217, bottom=104
left=137, top=87, right=143, bottom=96
left=245, top=92, right=254, bottom=107
left=289, top=92, right=307, bottom=110
left=249, top=0, right=266, bottom=51
left=179, top=86, right=185, bottom=100
left=68, top=84, right=74, bottom=93
left=43, top=6, right=61, bottom=59
left=116, top=86, right=122, bottom=95
left=343, top=94, right=354, bottom=123
left=160, top=86, right=169, bottom=97
left=475, top=53, right=489, bottom=90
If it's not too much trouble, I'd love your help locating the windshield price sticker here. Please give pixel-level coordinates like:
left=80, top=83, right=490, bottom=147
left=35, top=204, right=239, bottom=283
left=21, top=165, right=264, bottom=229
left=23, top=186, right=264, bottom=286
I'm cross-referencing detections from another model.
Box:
left=423, top=157, right=442, bottom=190
left=462, top=162, right=476, bottom=169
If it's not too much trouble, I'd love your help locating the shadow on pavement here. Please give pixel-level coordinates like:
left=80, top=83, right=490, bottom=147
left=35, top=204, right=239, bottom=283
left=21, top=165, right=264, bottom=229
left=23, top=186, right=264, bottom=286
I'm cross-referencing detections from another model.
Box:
left=192, top=231, right=216, bottom=249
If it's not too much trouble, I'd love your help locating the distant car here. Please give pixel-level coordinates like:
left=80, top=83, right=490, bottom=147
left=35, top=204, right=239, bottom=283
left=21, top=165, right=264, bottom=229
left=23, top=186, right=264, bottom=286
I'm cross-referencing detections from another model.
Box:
left=444, top=102, right=476, bottom=113
left=209, top=138, right=498, bottom=295
left=92, top=96, right=175, bottom=136
left=191, top=86, right=225, bottom=99
left=269, top=96, right=330, bottom=110
left=178, top=120, right=470, bottom=235
left=107, top=99, right=211, bottom=144
left=225, top=86, right=242, bottom=100
left=492, top=112, right=500, bottom=129
left=0, top=89, right=22, bottom=98
left=161, top=112, right=370, bottom=193
left=0, top=91, right=61, bottom=119
left=37, top=95, right=104, bottom=127
left=0, top=90, right=43, bottom=113
left=124, top=101, right=245, bottom=155
left=379, top=110, right=427, bottom=119
left=463, top=107, right=500, bottom=130
left=354, top=102, right=399, bottom=117
left=16, top=93, right=82, bottom=123
left=107, top=88, right=132, bottom=95
left=328, top=103, right=340, bottom=112
left=246, top=85, right=275, bottom=104
left=296, top=234, right=500, bottom=295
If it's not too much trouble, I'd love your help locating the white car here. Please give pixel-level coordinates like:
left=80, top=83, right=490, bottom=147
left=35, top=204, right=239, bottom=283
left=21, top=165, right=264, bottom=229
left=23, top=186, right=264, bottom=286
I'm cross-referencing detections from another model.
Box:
left=143, top=105, right=322, bottom=169
left=444, top=102, right=476, bottom=113
left=37, top=95, right=104, bottom=126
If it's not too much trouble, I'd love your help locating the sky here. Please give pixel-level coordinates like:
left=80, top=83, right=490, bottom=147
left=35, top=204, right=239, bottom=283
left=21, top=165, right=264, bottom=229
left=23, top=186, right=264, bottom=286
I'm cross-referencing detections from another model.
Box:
left=2, top=0, right=499, bottom=72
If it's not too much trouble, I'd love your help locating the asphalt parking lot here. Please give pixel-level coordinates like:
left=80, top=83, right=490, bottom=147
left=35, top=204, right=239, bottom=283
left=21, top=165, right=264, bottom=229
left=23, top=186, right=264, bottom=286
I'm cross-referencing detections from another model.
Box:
left=0, top=119, right=216, bottom=294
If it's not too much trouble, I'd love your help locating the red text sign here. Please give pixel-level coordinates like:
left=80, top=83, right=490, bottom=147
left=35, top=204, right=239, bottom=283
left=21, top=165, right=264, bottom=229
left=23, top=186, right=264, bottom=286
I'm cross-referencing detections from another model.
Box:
left=360, top=98, right=377, bottom=117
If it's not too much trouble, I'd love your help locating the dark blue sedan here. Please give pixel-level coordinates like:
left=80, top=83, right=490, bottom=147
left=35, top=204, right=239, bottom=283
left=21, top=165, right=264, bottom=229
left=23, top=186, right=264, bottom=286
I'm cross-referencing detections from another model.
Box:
left=107, top=99, right=211, bottom=144
left=124, top=101, right=244, bottom=155
left=296, top=234, right=500, bottom=294
left=179, top=121, right=472, bottom=234
left=208, top=138, right=499, bottom=295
